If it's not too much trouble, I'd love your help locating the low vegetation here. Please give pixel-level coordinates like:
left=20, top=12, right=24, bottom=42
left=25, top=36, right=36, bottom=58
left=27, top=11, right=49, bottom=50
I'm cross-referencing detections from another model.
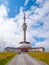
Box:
left=0, top=52, right=17, bottom=65
left=28, top=52, right=49, bottom=65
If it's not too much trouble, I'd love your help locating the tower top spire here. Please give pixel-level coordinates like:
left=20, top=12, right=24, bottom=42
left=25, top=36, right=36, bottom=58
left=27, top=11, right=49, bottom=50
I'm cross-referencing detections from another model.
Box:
left=24, top=13, right=26, bottom=23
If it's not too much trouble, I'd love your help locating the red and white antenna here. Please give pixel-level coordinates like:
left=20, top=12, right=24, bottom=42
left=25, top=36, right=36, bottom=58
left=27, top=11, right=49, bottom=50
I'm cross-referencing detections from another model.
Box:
left=24, top=13, right=26, bottom=23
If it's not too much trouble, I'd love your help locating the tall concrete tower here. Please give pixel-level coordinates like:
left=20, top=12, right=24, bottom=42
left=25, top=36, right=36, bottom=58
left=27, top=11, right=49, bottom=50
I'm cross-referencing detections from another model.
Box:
left=17, top=13, right=31, bottom=49
left=22, top=13, right=27, bottom=42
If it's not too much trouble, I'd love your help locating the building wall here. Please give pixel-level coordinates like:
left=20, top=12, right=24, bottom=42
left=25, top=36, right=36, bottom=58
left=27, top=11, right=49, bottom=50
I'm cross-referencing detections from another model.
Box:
left=5, top=48, right=21, bottom=52
left=5, top=47, right=44, bottom=52
left=30, top=48, right=44, bottom=52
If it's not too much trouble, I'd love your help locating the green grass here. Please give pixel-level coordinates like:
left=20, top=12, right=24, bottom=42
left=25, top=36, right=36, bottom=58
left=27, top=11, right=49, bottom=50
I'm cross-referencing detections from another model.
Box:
left=0, top=52, right=17, bottom=65
left=0, top=57, right=11, bottom=65
left=28, top=52, right=49, bottom=65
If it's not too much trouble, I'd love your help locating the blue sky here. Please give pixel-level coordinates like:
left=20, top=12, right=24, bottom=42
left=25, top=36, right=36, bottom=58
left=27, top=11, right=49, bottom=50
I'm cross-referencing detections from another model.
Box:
left=0, top=0, right=40, bottom=18
left=0, top=0, right=49, bottom=51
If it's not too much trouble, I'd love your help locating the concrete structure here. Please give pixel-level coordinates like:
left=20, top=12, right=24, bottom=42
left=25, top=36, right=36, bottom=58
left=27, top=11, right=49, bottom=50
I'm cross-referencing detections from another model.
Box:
left=5, top=13, right=45, bottom=52
left=5, top=47, right=45, bottom=52
left=17, top=13, right=32, bottom=50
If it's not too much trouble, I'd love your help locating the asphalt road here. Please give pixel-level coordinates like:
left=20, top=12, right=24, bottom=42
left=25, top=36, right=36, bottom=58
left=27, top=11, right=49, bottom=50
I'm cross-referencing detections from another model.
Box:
left=7, top=53, right=48, bottom=65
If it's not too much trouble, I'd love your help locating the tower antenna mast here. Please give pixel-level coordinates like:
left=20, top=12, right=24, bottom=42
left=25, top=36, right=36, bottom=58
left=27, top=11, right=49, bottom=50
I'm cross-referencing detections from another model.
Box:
left=22, top=13, right=27, bottom=42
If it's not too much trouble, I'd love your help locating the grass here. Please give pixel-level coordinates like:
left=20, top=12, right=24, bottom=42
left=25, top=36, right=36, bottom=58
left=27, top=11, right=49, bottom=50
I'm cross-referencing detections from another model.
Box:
left=0, top=52, right=17, bottom=65
left=28, top=52, right=49, bottom=65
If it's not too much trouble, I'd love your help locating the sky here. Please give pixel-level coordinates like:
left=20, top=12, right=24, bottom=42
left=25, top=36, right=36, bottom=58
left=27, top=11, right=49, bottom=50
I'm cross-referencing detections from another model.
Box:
left=0, top=0, right=49, bottom=51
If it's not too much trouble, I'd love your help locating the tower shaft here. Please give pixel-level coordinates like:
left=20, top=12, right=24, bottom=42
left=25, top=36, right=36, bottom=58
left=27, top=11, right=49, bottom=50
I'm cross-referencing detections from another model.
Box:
left=24, top=30, right=26, bottom=42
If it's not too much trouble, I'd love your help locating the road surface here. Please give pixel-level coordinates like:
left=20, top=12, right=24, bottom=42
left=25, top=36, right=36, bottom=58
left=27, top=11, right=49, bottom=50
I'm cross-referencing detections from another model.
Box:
left=7, top=53, right=48, bottom=65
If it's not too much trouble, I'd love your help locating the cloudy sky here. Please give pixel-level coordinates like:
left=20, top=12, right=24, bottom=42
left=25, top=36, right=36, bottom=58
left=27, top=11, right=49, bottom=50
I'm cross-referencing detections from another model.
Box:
left=0, top=0, right=49, bottom=51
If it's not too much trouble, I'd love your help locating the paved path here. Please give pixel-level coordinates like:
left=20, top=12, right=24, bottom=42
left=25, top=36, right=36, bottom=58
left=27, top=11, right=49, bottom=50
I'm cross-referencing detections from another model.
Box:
left=7, top=53, right=48, bottom=65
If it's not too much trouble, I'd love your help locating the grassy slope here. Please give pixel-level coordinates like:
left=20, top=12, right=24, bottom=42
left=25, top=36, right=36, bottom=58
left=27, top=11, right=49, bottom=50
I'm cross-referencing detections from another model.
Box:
left=28, top=52, right=49, bottom=65
left=0, top=52, right=17, bottom=65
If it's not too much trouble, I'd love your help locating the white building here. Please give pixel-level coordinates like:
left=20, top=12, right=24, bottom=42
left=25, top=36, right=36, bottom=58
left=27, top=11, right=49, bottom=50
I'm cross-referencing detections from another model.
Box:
left=5, top=47, right=45, bottom=52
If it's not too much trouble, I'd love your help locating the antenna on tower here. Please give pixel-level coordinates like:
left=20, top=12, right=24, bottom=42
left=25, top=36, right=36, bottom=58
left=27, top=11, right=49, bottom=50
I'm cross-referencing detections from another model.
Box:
left=24, top=12, right=26, bottom=23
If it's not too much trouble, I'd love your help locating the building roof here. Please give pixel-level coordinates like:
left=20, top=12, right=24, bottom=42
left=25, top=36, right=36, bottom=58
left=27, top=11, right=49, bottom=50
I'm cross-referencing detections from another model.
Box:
left=5, top=47, right=45, bottom=50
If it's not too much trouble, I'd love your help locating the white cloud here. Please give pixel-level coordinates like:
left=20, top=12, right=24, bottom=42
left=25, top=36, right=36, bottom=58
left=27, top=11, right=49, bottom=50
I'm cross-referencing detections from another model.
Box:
left=36, top=0, right=45, bottom=4
left=0, top=4, right=8, bottom=17
left=35, top=39, right=49, bottom=51
left=0, top=4, right=8, bottom=25
left=3, top=0, right=9, bottom=6
left=0, top=5, right=24, bottom=50
left=0, top=39, right=5, bottom=52
left=24, top=0, right=29, bottom=6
